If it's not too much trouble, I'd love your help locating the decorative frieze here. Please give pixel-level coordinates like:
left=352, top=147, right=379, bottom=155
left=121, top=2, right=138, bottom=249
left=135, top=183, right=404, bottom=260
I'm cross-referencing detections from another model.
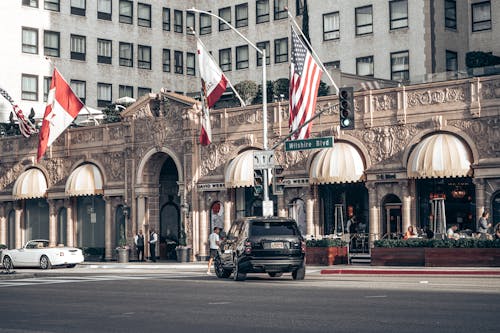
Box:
left=70, top=128, right=103, bottom=145
left=407, top=87, right=466, bottom=108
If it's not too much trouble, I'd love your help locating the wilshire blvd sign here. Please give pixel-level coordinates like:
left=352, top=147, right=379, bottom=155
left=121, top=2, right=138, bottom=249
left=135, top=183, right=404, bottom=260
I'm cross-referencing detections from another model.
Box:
left=285, top=136, right=334, bottom=151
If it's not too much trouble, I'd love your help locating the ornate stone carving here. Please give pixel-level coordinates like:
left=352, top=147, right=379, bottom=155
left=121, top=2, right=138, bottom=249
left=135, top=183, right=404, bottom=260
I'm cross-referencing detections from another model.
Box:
left=71, top=128, right=103, bottom=145
left=374, top=94, right=397, bottom=112
left=284, top=150, right=310, bottom=171
left=481, top=81, right=500, bottom=100
left=200, top=142, right=232, bottom=177
left=108, top=126, right=124, bottom=141
left=0, top=162, right=24, bottom=190
left=407, top=87, right=466, bottom=108
left=45, top=158, right=67, bottom=186
left=103, top=152, right=124, bottom=181
left=228, top=107, right=262, bottom=126
left=363, top=125, right=419, bottom=163
left=450, top=118, right=500, bottom=158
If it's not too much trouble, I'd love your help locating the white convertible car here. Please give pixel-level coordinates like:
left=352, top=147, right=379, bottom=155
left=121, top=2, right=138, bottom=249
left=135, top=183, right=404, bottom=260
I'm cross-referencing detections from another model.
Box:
left=1, top=240, right=84, bottom=270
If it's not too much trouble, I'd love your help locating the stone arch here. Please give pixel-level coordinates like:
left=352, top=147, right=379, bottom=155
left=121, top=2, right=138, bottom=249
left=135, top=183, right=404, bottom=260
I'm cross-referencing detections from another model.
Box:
left=136, top=147, right=183, bottom=185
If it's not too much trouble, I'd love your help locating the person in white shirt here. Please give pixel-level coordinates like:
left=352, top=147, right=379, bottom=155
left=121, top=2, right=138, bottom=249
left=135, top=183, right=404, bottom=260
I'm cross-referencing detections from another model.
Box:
left=149, top=229, right=158, bottom=262
left=207, top=227, right=221, bottom=275
left=447, top=224, right=459, bottom=240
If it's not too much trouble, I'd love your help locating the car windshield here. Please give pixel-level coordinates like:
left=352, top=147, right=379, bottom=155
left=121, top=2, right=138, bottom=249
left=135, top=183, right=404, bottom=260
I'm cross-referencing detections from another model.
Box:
left=250, top=222, right=298, bottom=236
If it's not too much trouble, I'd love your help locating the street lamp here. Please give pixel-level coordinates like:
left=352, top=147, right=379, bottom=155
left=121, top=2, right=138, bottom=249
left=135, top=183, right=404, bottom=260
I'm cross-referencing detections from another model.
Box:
left=188, top=8, right=272, bottom=214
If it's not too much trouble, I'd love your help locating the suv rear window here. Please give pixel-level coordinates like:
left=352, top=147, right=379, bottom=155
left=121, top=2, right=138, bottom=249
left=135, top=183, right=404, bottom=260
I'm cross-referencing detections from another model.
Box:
left=250, top=221, right=298, bottom=236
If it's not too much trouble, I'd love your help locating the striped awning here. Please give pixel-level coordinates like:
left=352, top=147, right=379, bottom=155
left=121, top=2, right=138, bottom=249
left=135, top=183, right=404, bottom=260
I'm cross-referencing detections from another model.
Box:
left=65, top=164, right=104, bottom=196
left=224, top=150, right=257, bottom=188
left=309, top=143, right=365, bottom=184
left=408, top=133, right=472, bottom=178
left=12, top=168, right=48, bottom=200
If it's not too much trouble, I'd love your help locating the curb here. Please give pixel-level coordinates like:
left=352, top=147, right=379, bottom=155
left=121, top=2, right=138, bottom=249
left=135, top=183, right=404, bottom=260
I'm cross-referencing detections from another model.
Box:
left=320, top=269, right=500, bottom=275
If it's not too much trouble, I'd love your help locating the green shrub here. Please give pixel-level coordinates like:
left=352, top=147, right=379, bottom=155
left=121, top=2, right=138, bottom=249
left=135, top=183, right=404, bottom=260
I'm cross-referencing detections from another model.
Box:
left=306, top=238, right=348, bottom=247
left=374, top=239, right=500, bottom=248
left=0, top=244, right=7, bottom=250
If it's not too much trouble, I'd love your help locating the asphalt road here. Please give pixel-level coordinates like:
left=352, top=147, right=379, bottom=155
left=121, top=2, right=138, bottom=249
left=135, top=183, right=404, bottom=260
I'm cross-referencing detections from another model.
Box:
left=0, top=272, right=498, bottom=333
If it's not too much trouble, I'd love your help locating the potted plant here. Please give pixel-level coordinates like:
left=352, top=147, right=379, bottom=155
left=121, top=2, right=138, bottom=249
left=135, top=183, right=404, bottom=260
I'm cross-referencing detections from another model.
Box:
left=306, top=238, right=349, bottom=265
left=116, top=236, right=130, bottom=263
left=175, top=231, right=192, bottom=263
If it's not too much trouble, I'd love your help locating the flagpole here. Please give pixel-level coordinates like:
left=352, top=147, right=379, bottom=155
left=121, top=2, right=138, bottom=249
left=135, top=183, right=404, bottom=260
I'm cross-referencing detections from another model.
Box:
left=285, top=9, right=340, bottom=95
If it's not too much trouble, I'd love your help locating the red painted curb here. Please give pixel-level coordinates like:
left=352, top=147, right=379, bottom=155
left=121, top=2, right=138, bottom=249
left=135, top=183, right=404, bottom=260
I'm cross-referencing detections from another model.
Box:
left=320, top=269, right=500, bottom=275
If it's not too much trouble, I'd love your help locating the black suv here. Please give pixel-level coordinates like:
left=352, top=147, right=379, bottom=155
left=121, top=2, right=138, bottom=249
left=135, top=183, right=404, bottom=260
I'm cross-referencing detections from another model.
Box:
left=214, top=216, right=306, bottom=281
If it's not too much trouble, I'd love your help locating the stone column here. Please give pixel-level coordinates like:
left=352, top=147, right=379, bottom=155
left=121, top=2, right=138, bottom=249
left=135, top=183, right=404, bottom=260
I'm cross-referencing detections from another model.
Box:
left=0, top=204, right=6, bottom=245
left=15, top=201, right=22, bottom=249
left=65, top=199, right=74, bottom=247
left=137, top=195, right=146, bottom=231
left=199, top=194, right=208, bottom=259
left=277, top=194, right=286, bottom=217
left=402, top=181, right=412, bottom=231
left=104, top=196, right=113, bottom=261
left=473, top=178, right=485, bottom=229
left=223, top=200, right=232, bottom=233
left=48, top=200, right=57, bottom=247
left=367, top=182, right=380, bottom=247
left=306, top=186, right=316, bottom=237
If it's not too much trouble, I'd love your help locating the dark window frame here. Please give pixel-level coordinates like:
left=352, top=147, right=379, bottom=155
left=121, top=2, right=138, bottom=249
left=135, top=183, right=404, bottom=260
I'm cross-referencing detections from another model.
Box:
left=236, top=45, right=249, bottom=70
left=44, top=0, right=60, bottom=12
left=219, top=48, right=232, bottom=72
left=70, top=79, right=86, bottom=104
left=43, top=30, right=60, bottom=57
left=119, top=0, right=133, bottom=24
left=119, top=84, right=134, bottom=98
left=97, top=82, right=112, bottom=107
left=21, top=74, right=38, bottom=101
left=70, top=34, right=86, bottom=61
left=256, top=41, right=270, bottom=66
left=235, top=3, right=248, bottom=28
left=22, top=27, right=38, bottom=54
left=274, top=0, right=287, bottom=20
left=137, top=87, right=151, bottom=97
left=186, top=52, right=196, bottom=76
left=119, top=42, right=133, bottom=67
left=186, top=11, right=195, bottom=34
left=71, top=0, right=86, bottom=16
left=274, top=37, right=288, bottom=63
left=445, top=0, right=457, bottom=29
left=256, top=0, right=270, bottom=24
left=162, top=8, right=171, bottom=31
left=174, top=10, right=183, bottom=33
left=23, top=0, right=39, bottom=8
left=174, top=50, right=184, bottom=74
left=323, top=11, right=340, bottom=41
left=471, top=1, right=492, bottom=32
left=97, top=0, right=112, bottom=20
left=390, top=50, right=409, bottom=82
left=356, top=55, right=374, bottom=77
left=200, top=12, right=212, bottom=35
left=219, top=7, right=231, bottom=31
left=97, top=38, right=112, bottom=64
left=355, top=5, right=373, bottom=36
left=446, top=50, right=458, bottom=72
left=137, top=45, right=151, bottom=70
left=137, top=2, right=152, bottom=28
left=162, top=48, right=171, bottom=72
left=389, top=0, right=408, bottom=30
left=43, top=76, right=52, bottom=102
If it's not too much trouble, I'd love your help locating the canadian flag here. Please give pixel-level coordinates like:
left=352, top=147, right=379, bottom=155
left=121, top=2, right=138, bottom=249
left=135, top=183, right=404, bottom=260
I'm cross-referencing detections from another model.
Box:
left=37, top=68, right=85, bottom=161
left=197, top=39, right=228, bottom=145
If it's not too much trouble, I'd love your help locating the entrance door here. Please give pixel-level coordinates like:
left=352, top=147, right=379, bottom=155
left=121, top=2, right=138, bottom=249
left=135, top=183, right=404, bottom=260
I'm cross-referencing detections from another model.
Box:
left=385, top=204, right=402, bottom=238
left=160, top=203, right=179, bottom=260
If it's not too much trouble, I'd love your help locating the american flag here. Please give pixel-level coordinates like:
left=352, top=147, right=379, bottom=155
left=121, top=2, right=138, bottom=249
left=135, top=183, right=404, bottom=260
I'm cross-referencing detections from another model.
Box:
left=0, top=86, right=37, bottom=138
left=289, top=27, right=323, bottom=140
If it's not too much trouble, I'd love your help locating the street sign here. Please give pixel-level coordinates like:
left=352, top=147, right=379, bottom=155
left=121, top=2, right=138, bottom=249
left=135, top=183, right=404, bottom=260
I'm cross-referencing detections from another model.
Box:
left=285, top=136, right=334, bottom=152
left=253, top=150, right=275, bottom=169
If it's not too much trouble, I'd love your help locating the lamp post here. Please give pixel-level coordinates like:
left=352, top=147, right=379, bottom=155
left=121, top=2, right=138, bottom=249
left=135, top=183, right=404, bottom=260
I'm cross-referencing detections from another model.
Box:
left=188, top=8, right=272, bottom=215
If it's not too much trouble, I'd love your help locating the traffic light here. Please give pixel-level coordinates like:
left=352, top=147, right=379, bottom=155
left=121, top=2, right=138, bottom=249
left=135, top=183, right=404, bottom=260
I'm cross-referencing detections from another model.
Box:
left=339, top=87, right=354, bottom=130
left=253, top=170, right=264, bottom=196
left=272, top=166, right=285, bottom=195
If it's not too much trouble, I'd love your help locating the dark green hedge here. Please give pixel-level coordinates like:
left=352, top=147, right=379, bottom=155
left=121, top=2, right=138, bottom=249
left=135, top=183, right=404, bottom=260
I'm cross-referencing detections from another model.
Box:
left=374, top=239, right=500, bottom=248
left=306, top=238, right=348, bottom=247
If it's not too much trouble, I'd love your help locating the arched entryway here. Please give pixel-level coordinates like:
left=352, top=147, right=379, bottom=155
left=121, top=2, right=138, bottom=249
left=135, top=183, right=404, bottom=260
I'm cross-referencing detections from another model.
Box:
left=159, top=157, right=180, bottom=260
left=381, top=194, right=402, bottom=238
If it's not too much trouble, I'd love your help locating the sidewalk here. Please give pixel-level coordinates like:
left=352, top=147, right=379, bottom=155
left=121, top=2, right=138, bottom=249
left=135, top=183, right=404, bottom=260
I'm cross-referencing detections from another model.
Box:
left=320, top=265, right=500, bottom=275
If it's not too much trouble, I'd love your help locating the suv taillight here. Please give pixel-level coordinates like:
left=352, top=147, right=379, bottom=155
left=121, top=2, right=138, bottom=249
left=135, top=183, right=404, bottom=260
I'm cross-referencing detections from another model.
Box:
left=301, top=241, right=306, bottom=254
left=244, top=241, right=252, bottom=254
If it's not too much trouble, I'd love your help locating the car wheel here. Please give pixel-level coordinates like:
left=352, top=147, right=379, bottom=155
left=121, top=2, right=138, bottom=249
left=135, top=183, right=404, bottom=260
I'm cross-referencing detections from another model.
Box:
left=215, top=255, right=231, bottom=278
left=292, top=264, right=306, bottom=280
left=2, top=256, right=13, bottom=270
left=39, top=255, right=52, bottom=270
left=268, top=272, right=283, bottom=278
left=233, top=259, right=246, bottom=281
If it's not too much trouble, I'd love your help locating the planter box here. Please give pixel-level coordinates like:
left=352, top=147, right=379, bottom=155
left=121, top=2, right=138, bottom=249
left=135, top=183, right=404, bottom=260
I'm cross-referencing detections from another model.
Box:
left=306, top=246, right=348, bottom=266
left=371, top=248, right=500, bottom=267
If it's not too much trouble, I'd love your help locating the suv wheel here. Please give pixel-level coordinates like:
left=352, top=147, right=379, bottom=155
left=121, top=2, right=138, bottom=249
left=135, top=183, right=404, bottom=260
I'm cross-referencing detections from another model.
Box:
left=292, top=264, right=305, bottom=280
left=233, top=259, right=246, bottom=281
left=215, top=255, right=231, bottom=278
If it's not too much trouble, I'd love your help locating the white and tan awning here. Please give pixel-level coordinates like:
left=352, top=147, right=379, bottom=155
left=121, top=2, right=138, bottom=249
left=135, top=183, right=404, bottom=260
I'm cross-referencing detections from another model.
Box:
left=12, top=168, right=48, bottom=200
left=408, top=133, right=472, bottom=178
left=224, top=150, right=257, bottom=188
left=309, top=143, right=365, bottom=184
left=65, top=164, right=104, bottom=196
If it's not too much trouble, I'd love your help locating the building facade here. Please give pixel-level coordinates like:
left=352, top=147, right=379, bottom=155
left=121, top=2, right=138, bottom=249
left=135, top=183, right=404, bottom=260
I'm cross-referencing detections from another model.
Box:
left=0, top=74, right=499, bottom=261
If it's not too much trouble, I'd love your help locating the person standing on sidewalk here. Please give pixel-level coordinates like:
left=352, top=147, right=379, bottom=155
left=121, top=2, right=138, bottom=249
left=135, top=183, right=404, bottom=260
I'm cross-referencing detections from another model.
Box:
left=478, top=211, right=492, bottom=239
left=207, top=227, right=221, bottom=275
left=149, top=229, right=158, bottom=262
left=134, top=230, right=145, bottom=262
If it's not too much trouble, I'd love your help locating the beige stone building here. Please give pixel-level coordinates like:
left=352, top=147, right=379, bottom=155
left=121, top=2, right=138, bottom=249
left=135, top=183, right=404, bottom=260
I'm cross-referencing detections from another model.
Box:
left=0, top=74, right=499, bottom=261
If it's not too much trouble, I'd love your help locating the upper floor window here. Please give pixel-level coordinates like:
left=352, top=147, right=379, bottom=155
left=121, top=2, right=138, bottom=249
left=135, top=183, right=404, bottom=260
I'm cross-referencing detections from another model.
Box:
left=71, top=0, right=86, bottom=16
left=162, top=8, right=171, bottom=31
left=21, top=74, right=38, bottom=101
left=119, top=85, right=134, bottom=98
left=446, top=50, right=458, bottom=72
left=162, top=49, right=171, bottom=72
left=323, top=12, right=340, bottom=41
left=274, top=0, right=287, bottom=20
left=445, top=0, right=456, bottom=29
left=174, top=51, right=183, bottom=74
left=256, top=0, right=270, bottom=24
left=325, top=61, right=341, bottom=70
left=274, top=37, right=288, bottom=63
left=187, top=12, right=195, bottom=34
left=200, top=12, right=212, bottom=35
left=138, top=87, right=151, bottom=98
left=219, top=7, right=231, bottom=31
left=235, top=3, right=248, bottom=28
left=356, top=55, right=374, bottom=76
left=70, top=34, right=86, bottom=61
left=44, top=30, right=60, bottom=57
left=138, top=45, right=151, bottom=70
left=174, top=10, right=183, bottom=33
left=97, top=82, right=112, bottom=107
left=138, top=3, right=151, bottom=28
left=23, top=0, right=38, bottom=8
left=22, top=28, right=38, bottom=54
left=119, top=42, right=133, bottom=67
left=236, top=45, right=249, bottom=70
left=296, top=0, right=304, bottom=16
left=97, top=39, right=112, bottom=64
left=219, top=48, right=232, bottom=71
left=44, top=0, right=59, bottom=12
left=391, top=51, right=409, bottom=81
left=43, top=76, right=52, bottom=102
left=70, top=80, right=86, bottom=104
left=187, top=52, right=196, bottom=76
left=256, top=41, right=270, bottom=66
left=97, top=0, right=112, bottom=20
left=389, top=0, right=408, bottom=29
left=119, top=0, right=133, bottom=24
left=355, top=5, right=373, bottom=35
left=472, top=1, right=491, bottom=32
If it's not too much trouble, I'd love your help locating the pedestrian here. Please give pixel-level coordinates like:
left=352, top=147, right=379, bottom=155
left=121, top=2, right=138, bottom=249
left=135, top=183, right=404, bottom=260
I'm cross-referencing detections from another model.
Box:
left=207, top=227, right=221, bottom=275
left=134, top=229, right=145, bottom=262
left=447, top=224, right=459, bottom=240
left=149, top=229, right=158, bottom=262
left=403, top=226, right=417, bottom=240
left=478, top=211, right=492, bottom=239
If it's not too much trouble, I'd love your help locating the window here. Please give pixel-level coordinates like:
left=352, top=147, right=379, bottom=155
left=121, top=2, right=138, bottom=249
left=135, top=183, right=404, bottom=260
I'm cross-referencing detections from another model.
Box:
left=256, top=41, right=270, bottom=66
left=356, top=56, right=374, bottom=76
left=43, top=76, right=52, bottom=102
left=174, top=51, right=183, bottom=74
left=235, top=3, right=248, bottom=28
left=21, top=74, right=38, bottom=101
left=138, top=45, right=151, bottom=70
left=119, top=0, right=133, bottom=24
left=119, top=42, right=133, bottom=67
left=296, top=0, right=304, bottom=16
left=323, top=12, right=340, bottom=40
left=174, top=10, right=183, bottom=33
left=325, top=61, right=341, bottom=70
left=44, top=0, right=59, bottom=11
left=22, top=28, right=38, bottom=54
left=355, top=5, right=372, bottom=35
left=70, top=80, right=86, bottom=104
left=274, top=38, right=288, bottom=63
left=119, top=85, right=133, bottom=98
left=187, top=12, right=195, bottom=34
left=389, top=0, right=408, bottom=29
left=163, top=8, right=171, bottom=31
left=219, top=48, right=231, bottom=71
left=472, top=1, right=491, bottom=32
left=200, top=13, right=212, bottom=34
left=445, top=0, right=456, bottom=29
left=97, top=0, right=112, bottom=20
left=97, top=39, right=112, bottom=64
left=236, top=45, right=249, bottom=70
left=219, top=7, right=231, bottom=31
left=44, top=30, right=60, bottom=57
left=23, top=0, right=38, bottom=8
left=187, top=52, right=195, bottom=75
left=162, top=49, right=171, bottom=72
left=391, top=51, right=409, bottom=81
left=70, top=34, right=86, bottom=61
left=97, top=83, right=112, bottom=107
left=138, top=87, right=151, bottom=97
left=71, top=0, right=86, bottom=16
left=256, top=0, right=270, bottom=24
left=446, top=50, right=458, bottom=72
left=138, top=3, right=151, bottom=27
left=274, top=0, right=287, bottom=20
